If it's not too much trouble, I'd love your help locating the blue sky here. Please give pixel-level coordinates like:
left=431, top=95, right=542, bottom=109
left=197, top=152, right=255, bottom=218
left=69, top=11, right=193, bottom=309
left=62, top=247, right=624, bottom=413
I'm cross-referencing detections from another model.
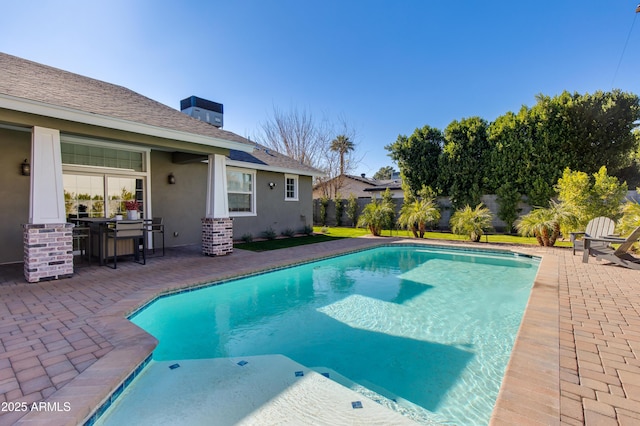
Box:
left=1, top=1, right=639, bottom=175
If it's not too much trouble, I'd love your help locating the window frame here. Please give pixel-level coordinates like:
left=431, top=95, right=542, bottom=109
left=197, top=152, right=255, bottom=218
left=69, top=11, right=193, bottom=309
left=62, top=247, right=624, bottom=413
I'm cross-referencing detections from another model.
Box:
left=284, top=174, right=299, bottom=201
left=227, top=167, right=257, bottom=217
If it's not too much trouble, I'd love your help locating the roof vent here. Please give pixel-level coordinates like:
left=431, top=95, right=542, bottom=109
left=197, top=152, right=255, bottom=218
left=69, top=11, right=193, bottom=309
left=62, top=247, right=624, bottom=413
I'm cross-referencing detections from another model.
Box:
left=180, top=96, right=223, bottom=128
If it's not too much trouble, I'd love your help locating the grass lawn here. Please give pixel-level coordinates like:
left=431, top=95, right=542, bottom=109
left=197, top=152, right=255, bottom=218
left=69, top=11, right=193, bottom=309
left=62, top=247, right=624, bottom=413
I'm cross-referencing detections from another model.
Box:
left=234, top=226, right=572, bottom=251
left=313, top=226, right=575, bottom=246
left=234, top=233, right=346, bottom=252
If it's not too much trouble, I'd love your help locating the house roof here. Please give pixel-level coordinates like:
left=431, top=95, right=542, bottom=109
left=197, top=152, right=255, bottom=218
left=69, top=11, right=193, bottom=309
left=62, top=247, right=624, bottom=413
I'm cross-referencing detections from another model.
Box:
left=228, top=142, right=321, bottom=176
left=0, top=52, right=321, bottom=176
left=0, top=52, right=253, bottom=151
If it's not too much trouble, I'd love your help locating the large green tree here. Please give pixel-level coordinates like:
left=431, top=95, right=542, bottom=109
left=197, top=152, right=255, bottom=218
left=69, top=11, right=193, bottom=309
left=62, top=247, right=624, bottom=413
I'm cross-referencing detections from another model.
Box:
left=373, top=166, right=395, bottom=180
left=490, top=90, right=640, bottom=205
left=385, top=125, right=443, bottom=197
left=439, top=117, right=492, bottom=208
left=555, top=166, right=628, bottom=232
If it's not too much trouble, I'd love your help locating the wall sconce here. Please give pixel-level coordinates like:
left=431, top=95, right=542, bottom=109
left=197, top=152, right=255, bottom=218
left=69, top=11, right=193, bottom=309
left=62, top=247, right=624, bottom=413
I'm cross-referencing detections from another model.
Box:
left=168, top=173, right=176, bottom=185
left=268, top=182, right=277, bottom=190
left=21, top=159, right=30, bottom=176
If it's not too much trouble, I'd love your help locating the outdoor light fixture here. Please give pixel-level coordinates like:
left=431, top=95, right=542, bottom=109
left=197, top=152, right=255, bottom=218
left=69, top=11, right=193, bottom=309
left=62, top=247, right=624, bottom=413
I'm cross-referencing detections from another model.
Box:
left=21, top=159, right=30, bottom=176
left=268, top=182, right=277, bottom=190
left=168, top=173, right=176, bottom=185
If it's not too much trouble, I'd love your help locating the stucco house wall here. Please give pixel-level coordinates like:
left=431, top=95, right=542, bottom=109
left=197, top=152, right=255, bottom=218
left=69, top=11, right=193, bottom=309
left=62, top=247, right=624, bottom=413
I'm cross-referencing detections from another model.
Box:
left=149, top=151, right=208, bottom=249
left=233, top=171, right=313, bottom=239
left=0, top=128, right=31, bottom=263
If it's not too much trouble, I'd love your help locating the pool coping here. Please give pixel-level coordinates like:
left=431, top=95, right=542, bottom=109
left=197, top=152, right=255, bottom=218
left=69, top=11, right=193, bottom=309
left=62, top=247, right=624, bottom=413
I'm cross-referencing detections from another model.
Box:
left=16, top=238, right=559, bottom=425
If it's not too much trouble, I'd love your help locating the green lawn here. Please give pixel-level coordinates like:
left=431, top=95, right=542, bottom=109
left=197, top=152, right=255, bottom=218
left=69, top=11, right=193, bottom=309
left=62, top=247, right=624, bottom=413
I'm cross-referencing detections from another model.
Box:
left=234, top=233, right=346, bottom=252
left=234, top=226, right=572, bottom=251
left=317, top=226, right=571, bottom=247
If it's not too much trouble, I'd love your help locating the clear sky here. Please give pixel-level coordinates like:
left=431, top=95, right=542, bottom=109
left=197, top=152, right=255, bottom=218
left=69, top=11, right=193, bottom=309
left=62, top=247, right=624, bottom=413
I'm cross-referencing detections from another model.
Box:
left=1, top=1, right=639, bottom=175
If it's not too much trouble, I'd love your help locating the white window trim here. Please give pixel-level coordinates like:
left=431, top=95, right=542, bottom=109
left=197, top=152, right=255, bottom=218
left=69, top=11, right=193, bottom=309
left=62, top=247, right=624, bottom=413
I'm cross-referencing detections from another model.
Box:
left=284, top=174, right=299, bottom=201
left=227, top=167, right=257, bottom=217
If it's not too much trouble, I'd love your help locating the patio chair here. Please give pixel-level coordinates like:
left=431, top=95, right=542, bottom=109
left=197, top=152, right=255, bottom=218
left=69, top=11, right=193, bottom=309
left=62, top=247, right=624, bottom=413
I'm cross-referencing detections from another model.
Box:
left=148, top=217, right=165, bottom=256
left=570, top=216, right=616, bottom=255
left=585, top=226, right=640, bottom=270
left=71, top=225, right=91, bottom=265
left=104, top=220, right=146, bottom=269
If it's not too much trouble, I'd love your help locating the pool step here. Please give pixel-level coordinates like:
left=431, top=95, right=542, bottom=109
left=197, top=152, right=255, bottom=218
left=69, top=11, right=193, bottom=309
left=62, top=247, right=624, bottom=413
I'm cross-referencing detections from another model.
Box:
left=95, top=355, right=419, bottom=425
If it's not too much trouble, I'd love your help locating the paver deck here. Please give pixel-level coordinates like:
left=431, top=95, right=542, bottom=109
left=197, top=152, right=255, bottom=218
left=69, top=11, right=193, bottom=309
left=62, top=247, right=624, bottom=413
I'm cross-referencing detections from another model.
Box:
left=0, top=237, right=639, bottom=425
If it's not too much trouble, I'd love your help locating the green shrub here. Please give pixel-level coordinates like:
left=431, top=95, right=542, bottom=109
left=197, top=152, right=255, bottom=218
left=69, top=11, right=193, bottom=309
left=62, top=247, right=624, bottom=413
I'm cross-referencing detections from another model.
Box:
left=241, top=233, right=253, bottom=243
left=262, top=227, right=277, bottom=240
left=300, top=224, right=314, bottom=235
left=346, top=194, right=359, bottom=227
left=319, top=197, right=329, bottom=226
left=281, top=228, right=295, bottom=237
left=335, top=194, right=344, bottom=226
left=450, top=204, right=493, bottom=242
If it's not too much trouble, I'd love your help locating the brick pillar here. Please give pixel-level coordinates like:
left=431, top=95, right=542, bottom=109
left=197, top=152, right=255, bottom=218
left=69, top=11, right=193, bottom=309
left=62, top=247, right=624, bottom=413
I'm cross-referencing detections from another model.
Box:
left=202, top=218, right=233, bottom=256
left=23, top=223, right=74, bottom=283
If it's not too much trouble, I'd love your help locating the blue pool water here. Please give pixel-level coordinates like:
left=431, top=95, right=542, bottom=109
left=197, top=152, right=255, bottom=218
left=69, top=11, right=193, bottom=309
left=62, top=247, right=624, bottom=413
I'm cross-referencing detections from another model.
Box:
left=132, top=245, right=539, bottom=425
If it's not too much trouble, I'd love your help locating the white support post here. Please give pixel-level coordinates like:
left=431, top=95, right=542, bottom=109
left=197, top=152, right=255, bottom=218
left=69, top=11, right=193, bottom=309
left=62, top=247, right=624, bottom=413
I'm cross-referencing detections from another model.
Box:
left=202, top=154, right=233, bottom=256
left=205, top=154, right=229, bottom=219
left=30, top=127, right=66, bottom=224
left=24, top=127, right=73, bottom=282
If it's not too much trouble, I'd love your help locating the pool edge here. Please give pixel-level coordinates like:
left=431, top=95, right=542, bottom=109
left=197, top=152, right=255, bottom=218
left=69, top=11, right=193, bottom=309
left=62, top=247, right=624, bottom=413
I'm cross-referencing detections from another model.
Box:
left=490, top=253, right=561, bottom=425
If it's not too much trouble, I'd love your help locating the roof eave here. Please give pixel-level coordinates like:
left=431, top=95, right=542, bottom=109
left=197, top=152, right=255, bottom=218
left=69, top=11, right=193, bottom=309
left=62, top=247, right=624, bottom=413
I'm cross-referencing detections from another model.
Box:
left=0, top=94, right=254, bottom=153
left=226, top=158, right=323, bottom=177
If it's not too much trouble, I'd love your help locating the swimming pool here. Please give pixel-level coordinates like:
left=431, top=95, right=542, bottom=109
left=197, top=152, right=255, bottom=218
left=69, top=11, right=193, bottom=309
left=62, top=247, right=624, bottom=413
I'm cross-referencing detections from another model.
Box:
left=128, top=245, right=539, bottom=424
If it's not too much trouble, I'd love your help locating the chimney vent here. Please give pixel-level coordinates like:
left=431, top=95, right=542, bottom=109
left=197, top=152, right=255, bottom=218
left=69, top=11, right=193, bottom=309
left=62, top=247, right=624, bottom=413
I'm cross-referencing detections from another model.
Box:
left=180, top=96, right=223, bottom=128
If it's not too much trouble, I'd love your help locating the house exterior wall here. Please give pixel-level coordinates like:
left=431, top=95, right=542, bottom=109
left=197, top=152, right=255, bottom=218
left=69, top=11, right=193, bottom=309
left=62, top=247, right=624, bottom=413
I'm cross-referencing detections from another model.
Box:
left=149, top=151, right=208, bottom=249
left=232, top=170, right=313, bottom=239
left=0, top=128, right=31, bottom=263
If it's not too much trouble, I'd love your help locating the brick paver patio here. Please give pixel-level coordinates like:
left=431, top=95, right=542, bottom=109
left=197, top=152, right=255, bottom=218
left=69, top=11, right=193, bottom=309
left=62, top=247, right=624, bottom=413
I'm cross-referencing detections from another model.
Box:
left=0, top=237, right=639, bottom=425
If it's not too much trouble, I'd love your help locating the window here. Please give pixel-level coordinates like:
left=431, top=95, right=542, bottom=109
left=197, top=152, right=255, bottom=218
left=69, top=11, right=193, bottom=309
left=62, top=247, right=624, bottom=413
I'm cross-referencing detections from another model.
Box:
left=61, top=139, right=148, bottom=219
left=285, top=174, right=298, bottom=201
left=61, top=142, right=145, bottom=171
left=227, top=168, right=256, bottom=215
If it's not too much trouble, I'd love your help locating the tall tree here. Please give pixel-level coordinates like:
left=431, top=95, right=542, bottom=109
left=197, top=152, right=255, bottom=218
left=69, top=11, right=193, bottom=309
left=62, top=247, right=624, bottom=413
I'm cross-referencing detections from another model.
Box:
left=373, top=166, right=395, bottom=180
left=385, top=125, right=444, bottom=197
left=258, top=106, right=330, bottom=168
left=330, top=134, right=355, bottom=175
left=439, top=117, right=492, bottom=208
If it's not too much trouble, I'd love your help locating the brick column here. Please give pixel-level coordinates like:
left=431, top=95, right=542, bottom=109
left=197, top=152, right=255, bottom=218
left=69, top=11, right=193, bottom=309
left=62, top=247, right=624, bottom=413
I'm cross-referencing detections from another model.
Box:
left=23, top=223, right=74, bottom=283
left=202, top=218, right=233, bottom=256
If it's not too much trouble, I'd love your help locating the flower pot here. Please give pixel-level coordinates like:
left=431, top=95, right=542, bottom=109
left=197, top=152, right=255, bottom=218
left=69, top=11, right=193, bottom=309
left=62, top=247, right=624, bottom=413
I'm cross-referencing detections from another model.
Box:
left=126, top=210, right=139, bottom=220
left=115, top=214, right=123, bottom=221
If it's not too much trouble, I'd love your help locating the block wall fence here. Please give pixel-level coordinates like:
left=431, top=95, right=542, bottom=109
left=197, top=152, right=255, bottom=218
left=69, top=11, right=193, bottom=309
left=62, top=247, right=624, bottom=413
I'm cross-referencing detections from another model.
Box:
left=313, top=191, right=640, bottom=232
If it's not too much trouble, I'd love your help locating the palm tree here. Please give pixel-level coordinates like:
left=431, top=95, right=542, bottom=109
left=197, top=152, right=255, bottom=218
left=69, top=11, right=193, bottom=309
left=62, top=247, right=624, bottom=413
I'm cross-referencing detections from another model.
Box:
left=449, top=204, right=493, bottom=242
left=357, top=197, right=394, bottom=236
left=515, top=200, right=572, bottom=246
left=330, top=135, right=355, bottom=175
left=398, top=198, right=441, bottom=238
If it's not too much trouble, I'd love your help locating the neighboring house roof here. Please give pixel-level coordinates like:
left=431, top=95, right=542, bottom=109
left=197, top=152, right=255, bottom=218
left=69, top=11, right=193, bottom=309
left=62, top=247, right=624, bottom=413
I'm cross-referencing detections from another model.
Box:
left=0, top=52, right=252, bottom=151
left=313, top=174, right=400, bottom=190
left=363, top=179, right=403, bottom=192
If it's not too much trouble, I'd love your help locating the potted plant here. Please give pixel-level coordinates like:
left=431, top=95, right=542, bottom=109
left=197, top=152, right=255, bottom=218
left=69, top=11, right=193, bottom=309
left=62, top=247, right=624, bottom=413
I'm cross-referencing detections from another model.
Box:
left=124, top=200, right=140, bottom=220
